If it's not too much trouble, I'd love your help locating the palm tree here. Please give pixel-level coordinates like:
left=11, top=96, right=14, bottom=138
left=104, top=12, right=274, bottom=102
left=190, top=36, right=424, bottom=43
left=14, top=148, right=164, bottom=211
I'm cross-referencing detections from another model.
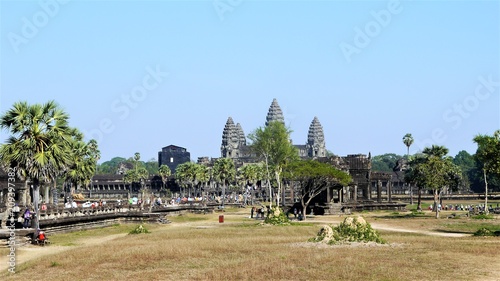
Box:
left=212, top=158, right=236, bottom=208
left=411, top=145, right=462, bottom=218
left=63, top=130, right=99, bottom=203
left=238, top=163, right=261, bottom=205
left=195, top=165, right=210, bottom=203
left=174, top=162, right=201, bottom=198
left=158, top=164, right=172, bottom=197
left=402, top=133, right=414, bottom=205
left=0, top=101, right=73, bottom=235
left=473, top=130, right=500, bottom=214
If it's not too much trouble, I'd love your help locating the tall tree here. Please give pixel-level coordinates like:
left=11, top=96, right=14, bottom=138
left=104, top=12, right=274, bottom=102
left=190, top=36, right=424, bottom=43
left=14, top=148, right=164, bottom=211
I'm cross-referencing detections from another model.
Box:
left=284, top=160, right=351, bottom=221
left=237, top=163, right=263, bottom=205
left=248, top=121, right=299, bottom=209
left=402, top=133, right=414, bottom=205
left=158, top=164, right=172, bottom=196
left=473, top=130, right=500, bottom=214
left=407, top=145, right=462, bottom=218
left=0, top=101, right=73, bottom=235
left=64, top=130, right=100, bottom=199
left=212, top=158, right=236, bottom=208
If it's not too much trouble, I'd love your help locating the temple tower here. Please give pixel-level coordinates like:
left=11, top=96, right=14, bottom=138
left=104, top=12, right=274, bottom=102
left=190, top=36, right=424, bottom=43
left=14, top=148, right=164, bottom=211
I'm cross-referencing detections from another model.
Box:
left=265, top=98, right=285, bottom=126
left=306, top=116, right=326, bottom=157
left=221, top=117, right=246, bottom=158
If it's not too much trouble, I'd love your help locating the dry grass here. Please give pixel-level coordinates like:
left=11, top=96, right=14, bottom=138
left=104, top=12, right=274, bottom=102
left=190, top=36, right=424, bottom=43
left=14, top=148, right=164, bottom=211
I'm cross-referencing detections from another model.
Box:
left=2, top=209, right=500, bottom=281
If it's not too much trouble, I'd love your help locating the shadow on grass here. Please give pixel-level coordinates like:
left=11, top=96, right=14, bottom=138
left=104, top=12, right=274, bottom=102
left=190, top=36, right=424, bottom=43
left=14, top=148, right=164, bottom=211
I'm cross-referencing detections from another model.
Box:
left=432, top=229, right=474, bottom=235
left=376, top=212, right=430, bottom=219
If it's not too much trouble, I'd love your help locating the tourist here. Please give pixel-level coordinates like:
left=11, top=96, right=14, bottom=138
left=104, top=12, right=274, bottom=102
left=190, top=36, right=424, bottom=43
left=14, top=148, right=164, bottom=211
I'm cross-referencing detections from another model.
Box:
left=293, top=208, right=297, bottom=219
left=12, top=203, right=20, bottom=221
left=251, top=206, right=254, bottom=218
left=37, top=229, right=46, bottom=243
left=22, top=207, right=32, bottom=228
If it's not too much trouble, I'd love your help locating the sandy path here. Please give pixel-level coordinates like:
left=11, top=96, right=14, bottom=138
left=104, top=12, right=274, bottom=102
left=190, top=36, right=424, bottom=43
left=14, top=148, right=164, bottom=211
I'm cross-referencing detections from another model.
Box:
left=1, top=233, right=127, bottom=272
left=304, top=216, right=471, bottom=238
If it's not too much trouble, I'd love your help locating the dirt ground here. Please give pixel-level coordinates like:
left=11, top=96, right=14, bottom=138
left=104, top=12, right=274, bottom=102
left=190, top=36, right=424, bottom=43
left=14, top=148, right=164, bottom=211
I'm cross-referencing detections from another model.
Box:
left=1, top=213, right=475, bottom=273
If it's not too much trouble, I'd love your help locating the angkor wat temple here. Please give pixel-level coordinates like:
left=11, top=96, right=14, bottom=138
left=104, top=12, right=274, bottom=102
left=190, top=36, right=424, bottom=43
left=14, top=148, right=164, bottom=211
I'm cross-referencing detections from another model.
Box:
left=213, top=98, right=405, bottom=212
left=0, top=99, right=406, bottom=213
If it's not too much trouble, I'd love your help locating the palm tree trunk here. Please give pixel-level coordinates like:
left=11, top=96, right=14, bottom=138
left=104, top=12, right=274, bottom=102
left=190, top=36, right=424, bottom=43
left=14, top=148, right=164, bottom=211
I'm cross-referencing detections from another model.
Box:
left=434, top=189, right=439, bottom=219
left=417, top=187, right=422, bottom=212
left=32, top=178, right=40, bottom=242
left=484, top=169, right=489, bottom=215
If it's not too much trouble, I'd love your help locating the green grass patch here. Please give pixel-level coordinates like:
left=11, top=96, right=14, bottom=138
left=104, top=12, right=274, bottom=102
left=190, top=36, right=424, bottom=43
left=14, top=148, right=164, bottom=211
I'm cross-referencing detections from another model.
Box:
left=168, top=214, right=210, bottom=223
left=471, top=214, right=495, bottom=220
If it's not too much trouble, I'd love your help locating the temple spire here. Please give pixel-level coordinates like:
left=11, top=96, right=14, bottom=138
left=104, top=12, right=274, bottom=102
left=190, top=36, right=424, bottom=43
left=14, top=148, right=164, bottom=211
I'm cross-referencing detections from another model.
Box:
left=306, top=116, right=326, bottom=158
left=265, top=98, right=285, bottom=126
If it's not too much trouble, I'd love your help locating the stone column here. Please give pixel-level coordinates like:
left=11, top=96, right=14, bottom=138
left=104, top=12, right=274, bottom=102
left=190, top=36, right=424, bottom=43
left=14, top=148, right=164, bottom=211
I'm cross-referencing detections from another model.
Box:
left=377, top=180, right=382, bottom=203
left=353, top=185, right=357, bottom=203
left=44, top=185, right=50, bottom=204
left=387, top=181, right=392, bottom=203
left=327, top=186, right=331, bottom=203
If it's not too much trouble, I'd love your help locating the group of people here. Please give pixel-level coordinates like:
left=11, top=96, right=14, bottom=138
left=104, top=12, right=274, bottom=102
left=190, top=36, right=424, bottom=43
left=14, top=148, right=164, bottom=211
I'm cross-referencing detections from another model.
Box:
left=250, top=206, right=267, bottom=219
left=13, top=205, right=34, bottom=228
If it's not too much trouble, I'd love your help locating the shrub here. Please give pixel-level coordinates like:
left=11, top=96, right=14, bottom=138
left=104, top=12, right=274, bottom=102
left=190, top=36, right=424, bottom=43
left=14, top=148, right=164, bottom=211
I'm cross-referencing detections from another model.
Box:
left=309, top=216, right=385, bottom=245
left=264, top=206, right=290, bottom=225
left=129, top=224, right=150, bottom=234
left=474, top=227, right=500, bottom=237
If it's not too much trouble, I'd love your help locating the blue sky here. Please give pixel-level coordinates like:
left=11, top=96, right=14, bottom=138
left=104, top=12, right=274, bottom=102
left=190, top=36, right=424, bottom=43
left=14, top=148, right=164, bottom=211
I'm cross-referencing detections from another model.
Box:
left=1, top=0, right=499, bottom=163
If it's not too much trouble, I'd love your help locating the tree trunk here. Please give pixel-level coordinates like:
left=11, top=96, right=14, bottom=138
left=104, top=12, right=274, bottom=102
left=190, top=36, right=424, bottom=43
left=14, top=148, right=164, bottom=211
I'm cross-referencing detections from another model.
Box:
left=275, top=171, right=281, bottom=208
left=32, top=179, right=40, bottom=242
left=484, top=169, right=489, bottom=215
left=417, top=187, right=422, bottom=212
left=409, top=184, right=414, bottom=205
left=222, top=182, right=226, bottom=208
left=433, top=189, right=439, bottom=219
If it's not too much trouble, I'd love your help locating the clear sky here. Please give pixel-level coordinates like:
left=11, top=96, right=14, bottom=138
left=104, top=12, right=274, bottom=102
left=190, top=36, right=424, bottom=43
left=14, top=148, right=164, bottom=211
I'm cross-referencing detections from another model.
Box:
left=1, top=0, right=499, bottom=163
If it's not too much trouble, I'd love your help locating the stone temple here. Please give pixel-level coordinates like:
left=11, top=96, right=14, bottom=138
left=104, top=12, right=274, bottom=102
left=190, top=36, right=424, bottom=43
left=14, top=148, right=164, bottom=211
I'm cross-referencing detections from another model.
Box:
left=220, top=98, right=327, bottom=162
left=214, top=98, right=405, bottom=213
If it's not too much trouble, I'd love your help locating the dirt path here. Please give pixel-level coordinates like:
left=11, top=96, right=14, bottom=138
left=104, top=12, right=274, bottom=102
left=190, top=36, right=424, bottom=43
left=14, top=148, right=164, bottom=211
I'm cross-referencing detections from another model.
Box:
left=369, top=223, right=469, bottom=237
left=1, top=233, right=127, bottom=272
left=305, top=217, right=470, bottom=238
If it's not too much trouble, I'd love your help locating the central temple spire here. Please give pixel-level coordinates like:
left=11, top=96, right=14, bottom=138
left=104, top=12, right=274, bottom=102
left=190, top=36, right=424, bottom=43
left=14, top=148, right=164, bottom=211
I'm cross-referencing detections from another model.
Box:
left=265, top=98, right=285, bottom=126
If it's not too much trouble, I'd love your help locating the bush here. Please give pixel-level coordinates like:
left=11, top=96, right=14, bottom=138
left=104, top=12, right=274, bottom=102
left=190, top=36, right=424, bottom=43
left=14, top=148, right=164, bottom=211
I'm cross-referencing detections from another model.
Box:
left=474, top=227, right=500, bottom=237
left=129, top=224, right=150, bottom=234
left=264, top=206, right=290, bottom=225
left=309, top=216, right=385, bottom=245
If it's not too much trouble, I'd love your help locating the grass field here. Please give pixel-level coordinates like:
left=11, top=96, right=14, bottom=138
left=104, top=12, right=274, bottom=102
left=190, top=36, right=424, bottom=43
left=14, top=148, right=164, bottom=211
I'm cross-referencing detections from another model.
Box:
left=1, top=204, right=499, bottom=281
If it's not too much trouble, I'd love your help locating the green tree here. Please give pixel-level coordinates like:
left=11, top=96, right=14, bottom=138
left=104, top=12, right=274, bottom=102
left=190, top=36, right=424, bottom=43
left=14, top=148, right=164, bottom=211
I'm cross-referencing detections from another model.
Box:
left=175, top=162, right=203, bottom=198
left=63, top=131, right=100, bottom=199
left=284, top=160, right=351, bottom=221
left=96, top=157, right=126, bottom=174
left=403, top=133, right=414, bottom=205
left=237, top=163, right=263, bottom=205
left=0, top=101, right=74, bottom=234
left=212, top=158, right=236, bottom=208
left=407, top=145, right=462, bottom=218
left=144, top=158, right=159, bottom=175
left=473, top=130, right=500, bottom=214
left=248, top=121, right=299, bottom=209
left=158, top=164, right=172, bottom=196
left=452, top=150, right=476, bottom=193
left=371, top=153, right=403, bottom=172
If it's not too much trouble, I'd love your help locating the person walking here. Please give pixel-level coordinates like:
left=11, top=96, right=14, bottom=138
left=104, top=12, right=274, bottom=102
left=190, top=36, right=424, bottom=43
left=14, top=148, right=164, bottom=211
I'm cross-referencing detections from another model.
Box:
left=22, top=207, right=32, bottom=229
